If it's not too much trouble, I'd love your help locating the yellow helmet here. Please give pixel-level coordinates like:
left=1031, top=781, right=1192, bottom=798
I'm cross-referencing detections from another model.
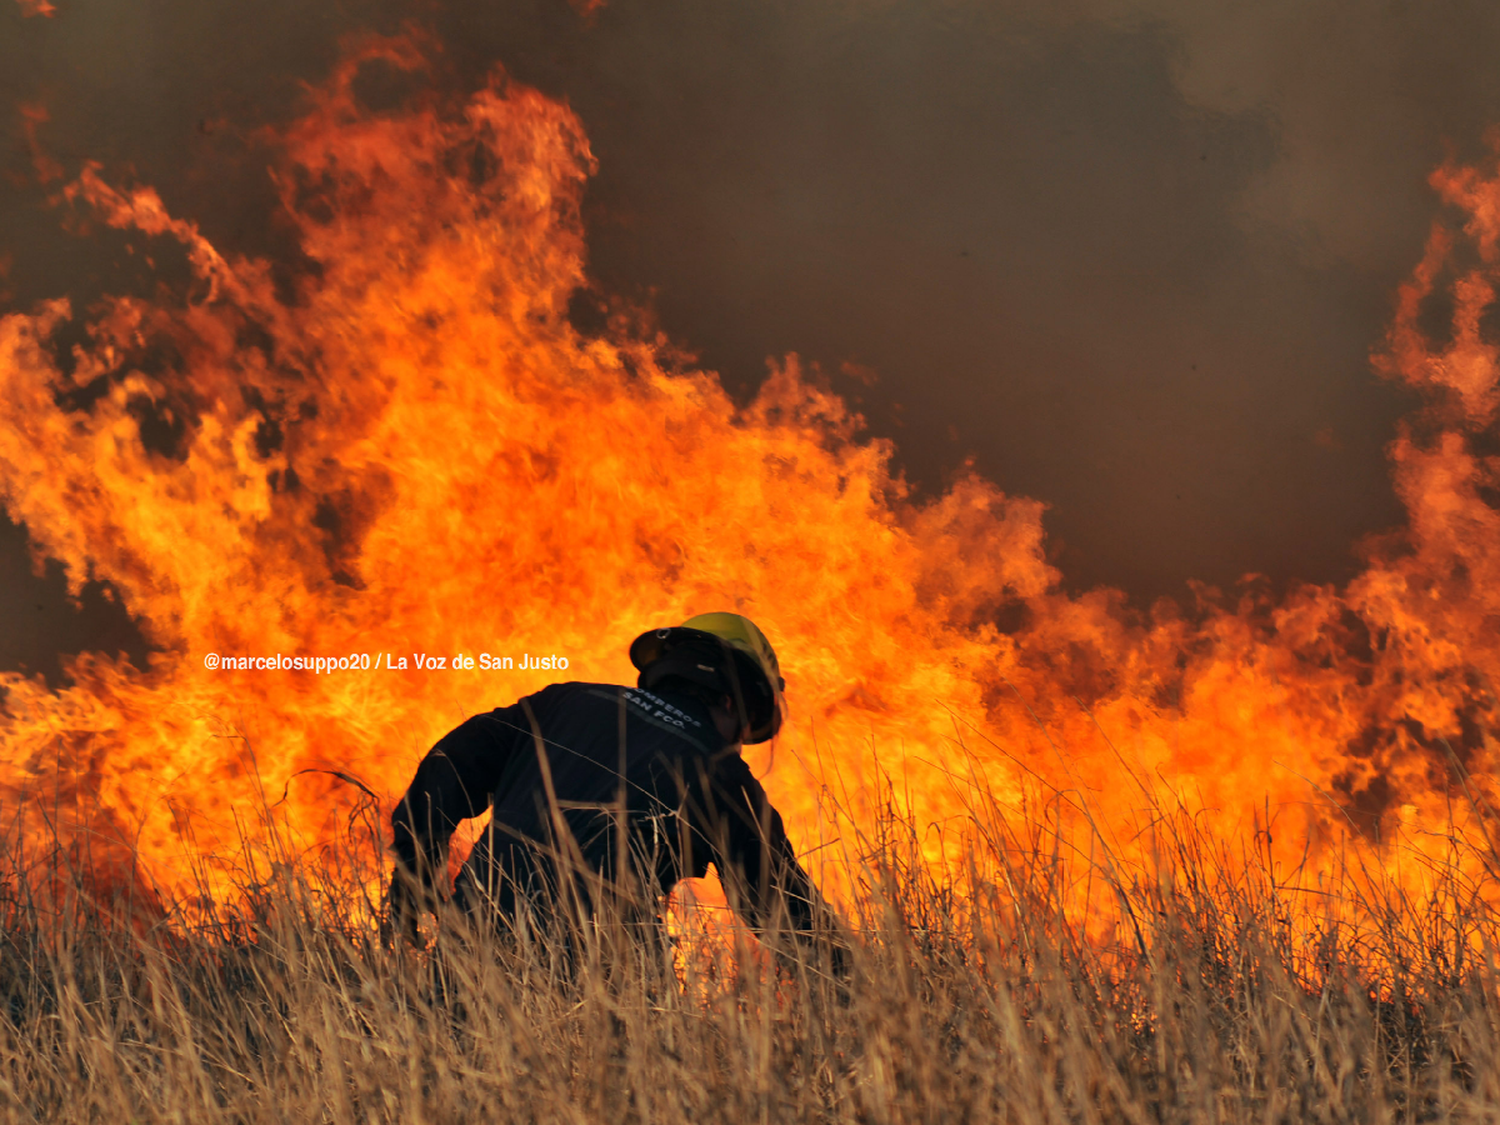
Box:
left=629, top=612, right=786, bottom=743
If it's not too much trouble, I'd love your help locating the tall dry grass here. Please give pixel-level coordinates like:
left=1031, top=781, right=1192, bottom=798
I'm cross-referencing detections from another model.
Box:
left=1, top=773, right=1499, bottom=1124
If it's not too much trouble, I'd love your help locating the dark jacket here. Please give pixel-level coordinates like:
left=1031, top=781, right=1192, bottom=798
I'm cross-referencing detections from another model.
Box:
left=391, top=681, right=823, bottom=934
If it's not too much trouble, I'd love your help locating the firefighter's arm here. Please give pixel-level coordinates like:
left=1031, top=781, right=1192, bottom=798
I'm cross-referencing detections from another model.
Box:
left=388, top=711, right=517, bottom=934
left=704, top=760, right=849, bottom=978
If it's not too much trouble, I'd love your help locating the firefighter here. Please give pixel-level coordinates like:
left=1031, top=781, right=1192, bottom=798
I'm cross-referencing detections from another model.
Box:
left=388, top=612, right=840, bottom=969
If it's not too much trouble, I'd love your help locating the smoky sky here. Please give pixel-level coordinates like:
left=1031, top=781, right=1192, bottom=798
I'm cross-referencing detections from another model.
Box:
left=3, top=0, right=1496, bottom=681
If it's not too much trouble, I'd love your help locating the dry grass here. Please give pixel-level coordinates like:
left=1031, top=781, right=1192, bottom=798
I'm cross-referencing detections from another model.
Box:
left=1, top=788, right=1499, bottom=1125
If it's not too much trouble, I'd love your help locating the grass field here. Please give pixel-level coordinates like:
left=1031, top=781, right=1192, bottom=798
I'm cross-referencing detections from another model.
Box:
left=2, top=791, right=1499, bottom=1125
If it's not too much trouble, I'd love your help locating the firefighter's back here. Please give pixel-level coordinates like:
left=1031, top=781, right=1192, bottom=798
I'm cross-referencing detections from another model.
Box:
left=455, top=681, right=727, bottom=916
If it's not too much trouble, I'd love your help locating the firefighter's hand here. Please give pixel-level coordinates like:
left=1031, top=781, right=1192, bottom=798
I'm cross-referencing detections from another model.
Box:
left=826, top=939, right=854, bottom=1006
left=828, top=938, right=852, bottom=984
left=383, top=867, right=426, bottom=947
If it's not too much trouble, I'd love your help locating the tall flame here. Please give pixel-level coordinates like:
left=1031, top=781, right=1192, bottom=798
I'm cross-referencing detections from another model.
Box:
left=0, top=36, right=1496, bottom=929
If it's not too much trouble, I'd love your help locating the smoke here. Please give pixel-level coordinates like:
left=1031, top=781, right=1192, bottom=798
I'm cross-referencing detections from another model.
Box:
left=3, top=0, right=1497, bottom=677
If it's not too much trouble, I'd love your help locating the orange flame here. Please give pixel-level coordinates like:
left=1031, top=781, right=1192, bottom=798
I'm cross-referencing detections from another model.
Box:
left=0, top=36, right=1496, bottom=933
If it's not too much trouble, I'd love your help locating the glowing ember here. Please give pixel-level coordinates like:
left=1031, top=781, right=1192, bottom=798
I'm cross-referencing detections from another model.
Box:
left=0, top=36, right=1495, bottom=935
